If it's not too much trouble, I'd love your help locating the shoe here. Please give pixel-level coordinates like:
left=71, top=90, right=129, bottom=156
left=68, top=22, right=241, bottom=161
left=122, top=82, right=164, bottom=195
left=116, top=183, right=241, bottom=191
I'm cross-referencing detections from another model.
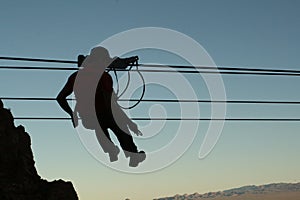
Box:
left=108, top=146, right=120, bottom=162
left=129, top=151, right=146, bottom=167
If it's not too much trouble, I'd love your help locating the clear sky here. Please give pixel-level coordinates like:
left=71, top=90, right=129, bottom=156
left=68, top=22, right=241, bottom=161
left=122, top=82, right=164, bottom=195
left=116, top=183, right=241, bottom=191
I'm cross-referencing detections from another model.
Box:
left=1, top=0, right=300, bottom=199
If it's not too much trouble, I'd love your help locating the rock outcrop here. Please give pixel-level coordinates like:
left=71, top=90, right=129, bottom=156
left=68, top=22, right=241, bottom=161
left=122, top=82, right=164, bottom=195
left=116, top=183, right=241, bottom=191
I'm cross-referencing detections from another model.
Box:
left=0, top=99, right=78, bottom=200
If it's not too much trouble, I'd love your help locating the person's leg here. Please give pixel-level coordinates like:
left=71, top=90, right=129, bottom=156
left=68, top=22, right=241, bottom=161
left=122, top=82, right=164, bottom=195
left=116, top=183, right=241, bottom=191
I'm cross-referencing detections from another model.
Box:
left=109, top=121, right=145, bottom=167
left=95, top=125, right=120, bottom=162
left=109, top=122, right=138, bottom=154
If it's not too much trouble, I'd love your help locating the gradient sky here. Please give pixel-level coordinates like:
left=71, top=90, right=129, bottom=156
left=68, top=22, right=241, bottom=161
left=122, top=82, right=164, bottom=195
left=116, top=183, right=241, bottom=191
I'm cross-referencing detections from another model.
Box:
left=1, top=0, right=300, bottom=200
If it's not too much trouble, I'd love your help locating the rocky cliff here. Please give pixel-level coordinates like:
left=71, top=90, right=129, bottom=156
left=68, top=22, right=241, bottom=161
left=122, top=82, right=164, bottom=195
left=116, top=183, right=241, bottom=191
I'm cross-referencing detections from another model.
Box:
left=0, top=99, right=78, bottom=200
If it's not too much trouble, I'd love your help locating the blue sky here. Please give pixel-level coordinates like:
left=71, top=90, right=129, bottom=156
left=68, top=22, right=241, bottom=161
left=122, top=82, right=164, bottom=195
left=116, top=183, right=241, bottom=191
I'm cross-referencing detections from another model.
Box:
left=1, top=0, right=300, bottom=199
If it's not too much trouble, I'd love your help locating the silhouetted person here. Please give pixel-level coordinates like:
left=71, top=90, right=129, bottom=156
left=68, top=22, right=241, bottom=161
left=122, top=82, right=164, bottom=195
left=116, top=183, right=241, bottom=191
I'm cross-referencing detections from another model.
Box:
left=57, top=47, right=146, bottom=167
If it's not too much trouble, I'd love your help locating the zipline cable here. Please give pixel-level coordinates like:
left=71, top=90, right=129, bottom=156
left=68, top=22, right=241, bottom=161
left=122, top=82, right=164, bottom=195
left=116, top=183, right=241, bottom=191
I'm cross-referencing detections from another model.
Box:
left=2, top=97, right=300, bottom=104
left=1, top=56, right=300, bottom=76
left=139, top=64, right=300, bottom=74
left=120, top=69, right=300, bottom=76
left=13, top=117, right=300, bottom=121
left=0, top=56, right=77, bottom=64
left=1, top=65, right=300, bottom=76
left=0, top=66, right=77, bottom=70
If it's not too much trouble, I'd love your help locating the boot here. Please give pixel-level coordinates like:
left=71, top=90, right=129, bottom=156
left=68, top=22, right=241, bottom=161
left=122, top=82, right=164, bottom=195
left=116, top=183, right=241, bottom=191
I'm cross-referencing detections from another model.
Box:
left=108, top=145, right=120, bottom=162
left=129, top=151, right=146, bottom=167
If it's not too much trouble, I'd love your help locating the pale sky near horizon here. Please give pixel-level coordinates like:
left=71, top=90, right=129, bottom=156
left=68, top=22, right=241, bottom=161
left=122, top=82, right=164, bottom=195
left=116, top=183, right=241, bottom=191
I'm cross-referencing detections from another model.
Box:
left=1, top=0, right=300, bottom=199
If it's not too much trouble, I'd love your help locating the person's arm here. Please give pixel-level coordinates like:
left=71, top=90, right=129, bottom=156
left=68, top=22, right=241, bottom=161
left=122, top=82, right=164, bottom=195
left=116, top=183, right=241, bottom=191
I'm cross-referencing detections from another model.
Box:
left=108, top=56, right=139, bottom=69
left=56, top=72, right=78, bottom=127
left=120, top=108, right=143, bottom=136
left=111, top=93, right=143, bottom=136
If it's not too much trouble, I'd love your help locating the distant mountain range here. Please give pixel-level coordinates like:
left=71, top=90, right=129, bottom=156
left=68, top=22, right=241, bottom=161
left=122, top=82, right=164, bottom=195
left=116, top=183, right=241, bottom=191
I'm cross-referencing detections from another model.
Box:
left=154, top=182, right=300, bottom=200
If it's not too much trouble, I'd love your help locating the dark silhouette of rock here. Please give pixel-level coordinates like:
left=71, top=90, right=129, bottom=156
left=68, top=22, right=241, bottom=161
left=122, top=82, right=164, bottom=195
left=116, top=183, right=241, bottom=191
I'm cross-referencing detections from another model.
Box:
left=0, top=99, right=78, bottom=200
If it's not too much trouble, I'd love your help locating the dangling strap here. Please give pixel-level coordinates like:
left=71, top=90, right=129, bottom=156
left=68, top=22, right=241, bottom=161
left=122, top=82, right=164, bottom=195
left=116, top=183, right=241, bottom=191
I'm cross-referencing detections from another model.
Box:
left=119, top=60, right=146, bottom=109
